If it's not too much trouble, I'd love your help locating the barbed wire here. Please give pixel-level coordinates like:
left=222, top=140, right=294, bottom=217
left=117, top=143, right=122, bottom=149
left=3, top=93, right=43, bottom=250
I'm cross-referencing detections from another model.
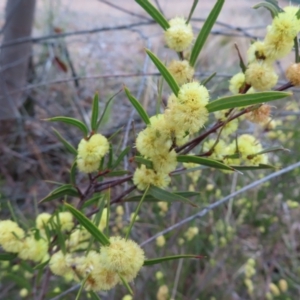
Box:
left=140, top=160, right=300, bottom=247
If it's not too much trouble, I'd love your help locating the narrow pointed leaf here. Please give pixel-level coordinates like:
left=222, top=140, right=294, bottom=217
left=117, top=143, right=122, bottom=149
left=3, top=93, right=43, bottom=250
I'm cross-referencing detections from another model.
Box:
left=118, top=272, right=133, bottom=295
left=64, top=203, right=110, bottom=246
left=143, top=254, right=201, bottom=266
left=190, top=0, right=225, bottom=67
left=249, top=146, right=289, bottom=157
left=47, top=117, right=88, bottom=137
left=148, top=186, right=197, bottom=207
left=253, top=2, right=279, bottom=18
left=91, top=92, right=99, bottom=131
left=89, top=291, right=101, bottom=300
left=230, top=164, right=275, bottom=170
left=97, top=90, right=122, bottom=128
left=107, top=144, right=113, bottom=169
left=112, top=146, right=130, bottom=169
left=52, top=128, right=77, bottom=155
left=0, top=253, right=17, bottom=261
left=201, top=72, right=216, bottom=86
left=40, top=184, right=79, bottom=203
left=145, top=49, right=180, bottom=96
left=206, top=91, right=291, bottom=113
left=70, top=161, right=77, bottom=185
left=177, top=155, right=234, bottom=171
left=124, top=87, right=150, bottom=125
left=33, top=259, right=50, bottom=270
left=187, top=0, right=199, bottom=23
left=124, top=191, right=199, bottom=202
left=82, top=193, right=103, bottom=209
left=135, top=0, right=169, bottom=30
left=134, top=156, right=153, bottom=169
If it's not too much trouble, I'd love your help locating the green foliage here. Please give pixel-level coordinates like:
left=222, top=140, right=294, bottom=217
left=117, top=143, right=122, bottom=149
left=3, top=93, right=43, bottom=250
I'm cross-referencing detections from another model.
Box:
left=206, top=91, right=291, bottom=112
left=145, top=49, right=180, bottom=96
left=65, top=203, right=110, bottom=246
left=189, top=0, right=225, bottom=67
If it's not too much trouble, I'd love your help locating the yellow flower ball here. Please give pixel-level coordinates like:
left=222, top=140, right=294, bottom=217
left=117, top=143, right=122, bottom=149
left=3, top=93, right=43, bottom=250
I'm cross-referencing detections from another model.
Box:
left=18, top=236, right=48, bottom=262
left=286, top=63, right=300, bottom=86
left=164, top=17, right=194, bottom=52
left=168, top=60, right=194, bottom=85
left=247, top=41, right=269, bottom=63
left=156, top=235, right=166, bottom=247
left=57, top=211, right=74, bottom=231
left=133, top=165, right=171, bottom=191
left=100, top=236, right=145, bottom=282
left=229, top=72, right=245, bottom=94
left=0, top=220, right=25, bottom=253
left=157, top=284, right=169, bottom=300
left=49, top=250, right=74, bottom=277
left=77, top=133, right=109, bottom=173
left=245, top=61, right=278, bottom=91
left=36, top=213, right=51, bottom=230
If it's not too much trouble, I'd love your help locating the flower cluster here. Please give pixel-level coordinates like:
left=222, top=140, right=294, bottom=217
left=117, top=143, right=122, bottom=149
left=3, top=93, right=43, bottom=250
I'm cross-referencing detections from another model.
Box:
left=133, top=82, right=209, bottom=190
left=0, top=220, right=48, bottom=263
left=77, top=133, right=109, bottom=173
left=49, top=236, right=145, bottom=292
left=225, top=134, right=268, bottom=166
left=229, top=6, right=300, bottom=92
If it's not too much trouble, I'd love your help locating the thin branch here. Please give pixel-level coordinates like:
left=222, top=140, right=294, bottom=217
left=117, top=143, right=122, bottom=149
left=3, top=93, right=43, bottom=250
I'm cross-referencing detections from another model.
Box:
left=98, top=0, right=152, bottom=20
left=140, top=160, right=300, bottom=247
left=0, top=21, right=154, bottom=49
left=49, top=284, right=81, bottom=300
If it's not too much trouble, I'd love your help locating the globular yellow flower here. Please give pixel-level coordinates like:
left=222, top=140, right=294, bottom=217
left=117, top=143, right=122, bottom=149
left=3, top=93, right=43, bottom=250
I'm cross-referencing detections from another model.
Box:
left=57, top=211, right=74, bottom=231
left=0, top=220, right=25, bottom=253
left=151, top=149, right=178, bottom=174
left=269, top=282, right=280, bottom=296
left=122, top=295, right=133, bottom=300
left=244, top=264, right=256, bottom=278
left=222, top=118, right=238, bottom=136
left=100, top=236, right=145, bottom=282
left=177, top=81, right=209, bottom=106
left=264, top=7, right=300, bottom=61
left=244, top=278, right=254, bottom=295
left=203, top=139, right=227, bottom=160
left=184, top=226, right=199, bottom=241
left=36, top=213, right=51, bottom=230
left=155, top=271, right=164, bottom=280
left=156, top=235, right=166, bottom=247
left=278, top=278, right=288, bottom=292
left=164, top=17, right=194, bottom=52
left=168, top=60, right=194, bottom=85
left=245, top=61, right=278, bottom=91
left=19, top=288, right=28, bottom=298
left=18, top=235, right=48, bottom=262
left=116, top=205, right=124, bottom=216
left=49, top=250, right=74, bottom=278
left=229, top=72, right=245, bottom=94
left=157, top=202, right=168, bottom=214
left=286, top=63, right=300, bottom=86
left=72, top=251, right=119, bottom=292
left=133, top=165, right=171, bottom=191
left=67, top=227, right=91, bottom=252
left=157, top=284, right=169, bottom=300
left=136, top=114, right=172, bottom=158
left=77, top=133, right=109, bottom=173
left=286, top=200, right=299, bottom=209
left=247, top=41, right=269, bottom=63
left=246, top=104, right=271, bottom=124
left=165, top=82, right=209, bottom=134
